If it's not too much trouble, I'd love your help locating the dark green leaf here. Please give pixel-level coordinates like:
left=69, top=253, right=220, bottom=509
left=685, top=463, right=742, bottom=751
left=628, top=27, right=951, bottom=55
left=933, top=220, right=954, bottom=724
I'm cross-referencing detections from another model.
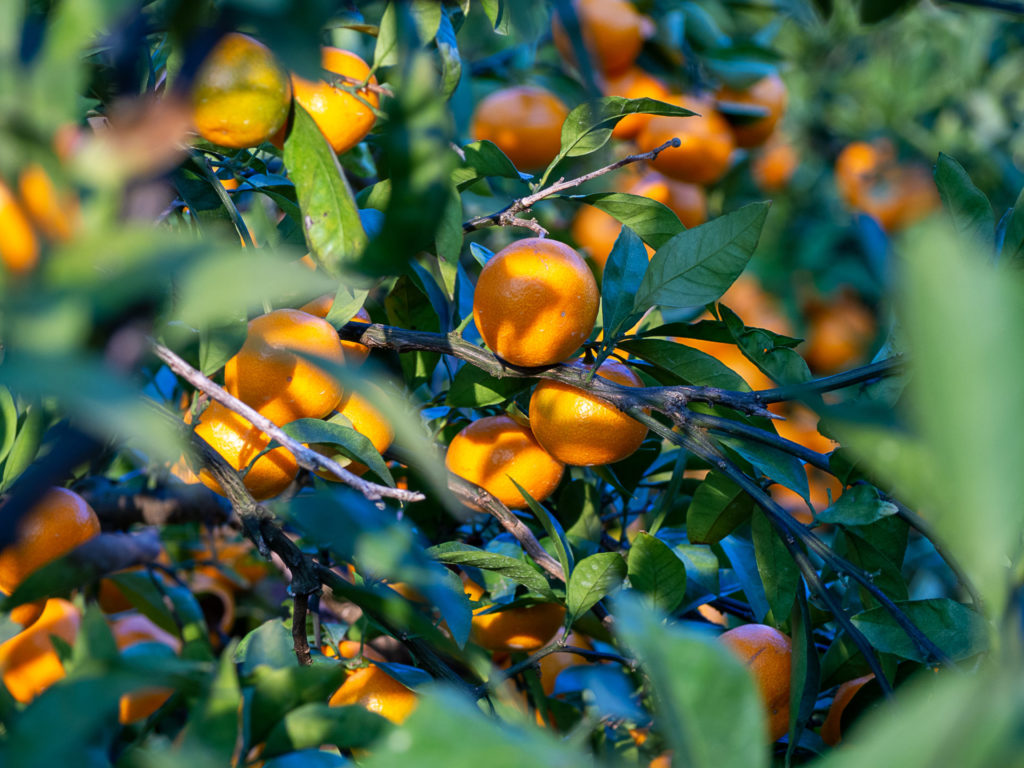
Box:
left=601, top=226, right=651, bottom=342
left=428, top=543, right=554, bottom=598
left=627, top=533, right=687, bottom=612
left=835, top=529, right=909, bottom=605
left=851, top=599, right=988, bottom=663
left=860, top=0, right=918, bottom=24
left=512, top=479, right=574, bottom=578
left=634, top=203, right=770, bottom=313
left=281, top=418, right=394, bottom=487
left=283, top=105, right=369, bottom=275
left=567, top=552, right=626, bottom=620
left=452, top=140, right=525, bottom=189
left=934, top=153, right=994, bottom=247
left=750, top=510, right=799, bottom=621
left=0, top=405, right=43, bottom=492
left=787, top=591, right=819, bottom=759
left=720, top=306, right=811, bottom=387
left=620, top=339, right=749, bottom=390
left=0, top=387, right=16, bottom=466
left=818, top=484, right=898, bottom=526
left=385, top=275, right=442, bottom=389
left=572, top=191, right=684, bottom=250
left=446, top=363, right=529, bottom=408
left=181, top=644, right=242, bottom=762
left=198, top=322, right=247, bottom=377
left=235, top=620, right=297, bottom=677
left=718, top=537, right=770, bottom=622
left=718, top=435, right=809, bottom=501
left=998, top=187, right=1024, bottom=263
left=687, top=472, right=753, bottom=544
left=434, top=183, right=463, bottom=298
left=263, top=703, right=391, bottom=757
left=436, top=8, right=462, bottom=99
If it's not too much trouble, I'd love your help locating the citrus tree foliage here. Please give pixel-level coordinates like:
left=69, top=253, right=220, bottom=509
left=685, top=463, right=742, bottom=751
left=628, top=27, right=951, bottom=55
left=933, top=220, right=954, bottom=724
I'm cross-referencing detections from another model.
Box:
left=1, top=1, right=1023, bottom=767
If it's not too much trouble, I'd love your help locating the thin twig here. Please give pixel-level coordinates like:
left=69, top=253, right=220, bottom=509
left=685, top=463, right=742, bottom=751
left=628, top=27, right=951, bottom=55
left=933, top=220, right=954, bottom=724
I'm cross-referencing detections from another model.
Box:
left=690, top=412, right=833, bottom=472
left=151, top=341, right=425, bottom=504
left=462, top=138, right=681, bottom=236
left=753, top=357, right=907, bottom=404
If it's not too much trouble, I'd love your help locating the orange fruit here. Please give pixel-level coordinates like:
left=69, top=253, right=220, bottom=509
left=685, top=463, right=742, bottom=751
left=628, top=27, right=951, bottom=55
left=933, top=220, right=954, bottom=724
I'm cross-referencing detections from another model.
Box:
left=191, top=32, right=292, bottom=149
left=299, top=294, right=372, bottom=365
left=470, top=86, right=568, bottom=171
left=835, top=140, right=892, bottom=207
left=717, top=73, right=787, bottom=148
left=538, top=632, right=591, bottom=695
left=551, top=0, right=648, bottom=77
left=713, top=273, right=793, bottom=336
left=821, top=674, right=874, bottom=746
left=445, top=415, right=565, bottom=510
left=801, top=290, right=876, bottom=374
left=0, top=487, right=101, bottom=595
left=604, top=68, right=670, bottom=140
left=752, top=138, right=798, bottom=192
left=5, top=600, right=46, bottom=628
left=286, top=47, right=378, bottom=155
left=637, top=95, right=734, bottom=185
left=650, top=754, right=672, bottom=768
left=0, top=179, right=40, bottom=275
left=470, top=596, right=566, bottom=653
left=326, top=639, right=387, bottom=663
left=473, top=237, right=599, bottom=368
left=18, top=164, right=78, bottom=242
left=570, top=202, right=636, bottom=273
left=0, top=598, right=81, bottom=703
left=313, top=389, right=394, bottom=479
left=629, top=172, right=708, bottom=229
left=111, top=613, right=182, bottom=724
left=224, top=308, right=346, bottom=424
left=770, top=468, right=843, bottom=525
left=187, top=535, right=269, bottom=593
left=190, top=402, right=299, bottom=501
left=529, top=357, right=648, bottom=466
left=719, top=623, right=792, bottom=741
left=697, top=603, right=728, bottom=627
left=328, top=664, right=417, bottom=724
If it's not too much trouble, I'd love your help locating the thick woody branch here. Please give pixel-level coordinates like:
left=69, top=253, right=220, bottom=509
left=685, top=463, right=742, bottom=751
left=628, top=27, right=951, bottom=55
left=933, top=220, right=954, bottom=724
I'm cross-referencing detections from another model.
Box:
left=462, top=138, right=681, bottom=236
left=151, top=341, right=424, bottom=504
left=68, top=529, right=164, bottom=574
left=83, top=479, right=229, bottom=530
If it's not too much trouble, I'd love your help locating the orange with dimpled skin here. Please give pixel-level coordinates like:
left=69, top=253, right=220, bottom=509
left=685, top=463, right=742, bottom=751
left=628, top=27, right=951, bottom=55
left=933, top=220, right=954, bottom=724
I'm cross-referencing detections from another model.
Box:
left=472, top=237, right=599, bottom=368
left=299, top=294, right=372, bottom=365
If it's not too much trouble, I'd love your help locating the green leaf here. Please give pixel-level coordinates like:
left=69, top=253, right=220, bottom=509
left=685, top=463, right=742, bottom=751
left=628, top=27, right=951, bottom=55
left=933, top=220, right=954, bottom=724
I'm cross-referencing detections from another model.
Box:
left=541, top=97, right=694, bottom=185
left=860, top=0, right=918, bottom=24
left=281, top=418, right=394, bottom=487
left=446, top=363, right=529, bottom=408
left=634, top=203, right=770, bottom=313
left=687, top=472, right=754, bottom=544
left=261, top=752, right=349, bottom=768
left=720, top=306, right=812, bottom=387
left=198, top=322, right=247, bottom=377
left=283, top=104, right=369, bottom=276
left=263, top=703, right=391, bottom=757
left=718, top=434, right=809, bottom=501
left=750, top=510, right=799, bottom=621
left=627, top=533, right=687, bottom=612
left=249, top=664, right=350, bottom=746
left=99, top=569, right=182, bottom=637
left=934, top=153, right=994, bottom=247
left=511, top=479, right=574, bottom=579
left=385, top=276, right=442, bottom=389
left=452, top=140, right=524, bottom=189
left=786, top=591, right=819, bottom=759
left=434, top=182, right=463, bottom=298
left=182, top=644, right=242, bottom=762
left=0, top=387, right=16, bottom=466
left=0, top=404, right=43, bottom=492
left=572, top=191, right=685, bottom=250
left=619, top=339, right=750, bottom=390
left=428, top=543, right=554, bottom=599
left=998, top=186, right=1024, bottom=263
left=614, top=595, right=768, bottom=768
left=851, top=599, right=988, bottom=663
left=235, top=620, right=298, bottom=676
left=567, top=552, right=626, bottom=620
left=835, top=528, right=909, bottom=605
left=818, top=484, right=898, bottom=526
left=435, top=8, right=462, bottom=99
left=600, top=226, right=651, bottom=342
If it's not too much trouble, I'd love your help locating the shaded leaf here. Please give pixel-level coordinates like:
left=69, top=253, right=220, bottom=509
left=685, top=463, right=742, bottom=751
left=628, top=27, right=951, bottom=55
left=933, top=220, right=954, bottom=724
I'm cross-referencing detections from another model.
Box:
left=750, top=510, right=799, bottom=621
left=934, top=153, right=994, bottom=248
left=687, top=472, right=753, bottom=544
left=567, top=552, right=626, bottom=620
left=627, top=533, right=687, bottom=612
left=572, top=192, right=685, bottom=250
left=851, top=599, right=987, bottom=663
left=818, top=484, right=898, bottom=526
left=428, top=543, right=554, bottom=598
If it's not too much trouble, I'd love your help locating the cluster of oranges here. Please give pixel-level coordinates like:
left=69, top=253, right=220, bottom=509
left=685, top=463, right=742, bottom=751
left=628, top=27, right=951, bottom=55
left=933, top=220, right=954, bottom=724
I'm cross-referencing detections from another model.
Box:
left=0, top=163, right=79, bottom=276
left=173, top=296, right=390, bottom=501
left=191, top=32, right=378, bottom=154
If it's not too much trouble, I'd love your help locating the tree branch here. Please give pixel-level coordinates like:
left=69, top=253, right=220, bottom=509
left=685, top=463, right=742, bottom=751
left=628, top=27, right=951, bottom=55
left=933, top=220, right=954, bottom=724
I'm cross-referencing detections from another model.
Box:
left=462, top=139, right=681, bottom=237
left=82, top=478, right=229, bottom=529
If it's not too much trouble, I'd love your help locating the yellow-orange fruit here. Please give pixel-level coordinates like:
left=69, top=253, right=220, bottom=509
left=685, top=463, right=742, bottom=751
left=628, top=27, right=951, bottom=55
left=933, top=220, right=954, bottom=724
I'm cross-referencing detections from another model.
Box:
left=717, top=73, right=788, bottom=148
left=471, top=602, right=566, bottom=653
left=314, top=389, right=394, bottom=479
left=111, top=613, right=182, bottom=724
left=752, top=138, right=798, bottom=192
left=191, top=32, right=292, bottom=149
left=719, top=623, right=792, bottom=741
left=328, top=664, right=417, bottom=724
left=637, top=95, right=734, bottom=185
left=299, top=295, right=372, bottom=365
left=801, top=291, right=876, bottom=374
left=191, top=402, right=299, bottom=501
left=538, top=632, right=592, bottom=695
left=287, top=47, right=378, bottom=155
left=0, top=179, right=40, bottom=274
left=224, top=308, right=346, bottom=424
left=0, top=487, right=101, bottom=595
left=552, top=0, right=648, bottom=77
left=529, top=357, right=648, bottom=466
left=445, top=415, right=565, bottom=510
left=604, top=68, right=670, bottom=140
left=473, top=237, right=599, bottom=368
left=629, top=172, right=708, bottom=229
left=471, top=86, right=569, bottom=171
left=0, top=598, right=81, bottom=703
left=821, top=674, right=874, bottom=746
left=18, top=164, right=78, bottom=241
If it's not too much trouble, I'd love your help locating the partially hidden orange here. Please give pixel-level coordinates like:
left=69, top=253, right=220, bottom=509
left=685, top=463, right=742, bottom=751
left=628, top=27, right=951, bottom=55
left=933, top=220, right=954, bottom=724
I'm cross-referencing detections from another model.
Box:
left=0, top=598, right=81, bottom=703
left=551, top=0, right=649, bottom=77
left=0, top=179, right=40, bottom=275
left=299, top=294, right=372, bottom=365
left=821, top=674, right=875, bottom=746
left=328, top=664, right=417, bottom=724
left=717, top=73, right=787, bottom=148
left=18, top=164, right=79, bottom=242
left=604, top=68, right=670, bottom=140
left=470, top=86, right=568, bottom=171
left=111, top=613, right=182, bottom=724
left=637, top=95, right=734, bottom=185
left=719, top=623, right=792, bottom=741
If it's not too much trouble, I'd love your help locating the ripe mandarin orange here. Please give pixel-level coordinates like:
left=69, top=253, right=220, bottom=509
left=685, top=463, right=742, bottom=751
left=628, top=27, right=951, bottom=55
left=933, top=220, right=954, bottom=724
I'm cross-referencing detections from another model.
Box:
left=821, top=674, right=874, bottom=746
left=637, top=95, right=734, bottom=185
left=299, top=294, right=372, bottom=365
left=570, top=203, right=634, bottom=273
left=0, top=179, right=39, bottom=275
left=551, top=0, right=648, bottom=77
left=629, top=172, right=708, bottom=229
left=111, top=613, right=182, bottom=724
left=327, top=639, right=387, bottom=663
left=470, top=86, right=568, bottom=171
left=0, top=598, right=81, bottom=703
left=328, top=664, right=417, bottom=724
left=313, top=389, right=394, bottom=479
left=717, top=73, right=787, bottom=148
left=465, top=576, right=566, bottom=652
left=224, top=308, right=346, bottom=424
left=835, top=140, right=892, bottom=207
left=0, top=487, right=101, bottom=595
left=191, top=402, right=299, bottom=501
left=604, top=68, right=670, bottom=140
left=18, top=164, right=78, bottom=242
left=538, top=632, right=592, bottom=695
left=191, top=32, right=292, bottom=149
left=445, top=415, right=565, bottom=509
left=473, top=237, right=599, bottom=368
left=801, top=290, right=876, bottom=374
left=719, top=623, right=792, bottom=741
left=287, top=47, right=378, bottom=154
left=649, top=754, right=672, bottom=768
left=529, top=357, right=648, bottom=466
left=752, top=138, right=798, bottom=192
